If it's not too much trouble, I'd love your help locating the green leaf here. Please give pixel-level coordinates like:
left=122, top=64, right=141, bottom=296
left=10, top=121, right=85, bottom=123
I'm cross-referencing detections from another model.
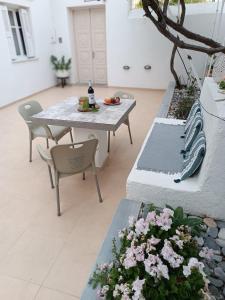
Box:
left=174, top=207, right=184, bottom=220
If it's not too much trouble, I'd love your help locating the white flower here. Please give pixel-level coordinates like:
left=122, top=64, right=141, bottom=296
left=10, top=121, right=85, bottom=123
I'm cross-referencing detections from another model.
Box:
left=144, top=254, right=169, bottom=280
left=102, top=285, right=109, bottom=293
left=97, top=285, right=109, bottom=299
left=163, top=208, right=174, bottom=217
left=132, top=277, right=145, bottom=291
left=113, top=289, right=120, bottom=297
left=199, top=247, right=214, bottom=260
left=123, top=247, right=137, bottom=269
left=119, top=283, right=131, bottom=297
left=161, top=240, right=184, bottom=268
left=134, top=245, right=145, bottom=262
left=183, top=265, right=192, bottom=277
left=122, top=295, right=131, bottom=300
left=129, top=216, right=136, bottom=227
left=135, top=218, right=149, bottom=236
left=146, top=211, right=156, bottom=225
left=156, top=212, right=173, bottom=231
left=127, top=230, right=135, bottom=241
left=99, top=263, right=109, bottom=271
left=157, top=262, right=169, bottom=280
left=132, top=277, right=145, bottom=300
left=118, top=229, right=126, bottom=239
left=170, top=235, right=184, bottom=249
left=146, top=236, right=161, bottom=253
left=183, top=257, right=206, bottom=278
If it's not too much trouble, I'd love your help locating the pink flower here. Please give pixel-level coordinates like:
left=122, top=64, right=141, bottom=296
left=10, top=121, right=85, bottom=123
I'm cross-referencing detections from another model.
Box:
left=127, top=231, right=135, bottom=241
left=132, top=277, right=145, bottom=300
left=123, top=247, right=137, bottom=269
left=134, top=245, right=145, bottom=262
left=170, top=235, right=184, bottom=249
left=97, top=285, right=109, bottom=299
left=146, top=211, right=156, bottom=225
left=163, top=208, right=174, bottom=217
left=99, top=263, right=110, bottom=271
left=156, top=214, right=172, bottom=231
left=146, top=236, right=161, bottom=253
left=161, top=240, right=184, bottom=268
left=144, top=254, right=159, bottom=276
left=144, top=254, right=169, bottom=280
left=135, top=218, right=149, bottom=236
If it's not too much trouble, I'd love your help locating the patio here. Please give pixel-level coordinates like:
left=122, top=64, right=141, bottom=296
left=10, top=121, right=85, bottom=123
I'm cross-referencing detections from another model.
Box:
left=1, top=0, right=225, bottom=297
left=0, top=85, right=163, bottom=299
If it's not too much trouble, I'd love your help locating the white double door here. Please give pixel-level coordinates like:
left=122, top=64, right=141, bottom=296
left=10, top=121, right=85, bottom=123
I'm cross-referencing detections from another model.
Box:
left=74, top=7, right=107, bottom=84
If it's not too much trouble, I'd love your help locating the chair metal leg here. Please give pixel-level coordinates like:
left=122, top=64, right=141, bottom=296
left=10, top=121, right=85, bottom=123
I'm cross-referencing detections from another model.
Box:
left=55, top=183, right=61, bottom=216
left=55, top=140, right=58, bottom=145
left=69, top=130, right=74, bottom=143
left=94, top=174, right=103, bottom=203
left=107, top=131, right=110, bottom=153
left=29, top=136, right=32, bottom=162
left=46, top=138, right=49, bottom=149
left=48, top=165, right=54, bottom=189
left=82, top=172, right=85, bottom=180
left=92, top=163, right=103, bottom=203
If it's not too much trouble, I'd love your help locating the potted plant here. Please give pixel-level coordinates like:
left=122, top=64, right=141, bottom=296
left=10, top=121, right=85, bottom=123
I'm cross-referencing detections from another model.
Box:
left=90, top=206, right=213, bottom=299
left=219, top=80, right=225, bottom=94
left=50, top=55, right=72, bottom=78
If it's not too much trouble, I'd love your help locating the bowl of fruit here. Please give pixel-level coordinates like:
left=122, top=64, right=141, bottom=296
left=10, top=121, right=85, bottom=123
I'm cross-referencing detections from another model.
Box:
left=218, top=80, right=225, bottom=94
left=104, top=97, right=121, bottom=106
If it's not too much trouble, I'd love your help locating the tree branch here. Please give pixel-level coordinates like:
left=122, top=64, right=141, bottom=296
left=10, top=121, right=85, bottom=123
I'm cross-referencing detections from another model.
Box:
left=142, top=0, right=225, bottom=55
left=170, top=0, right=186, bottom=88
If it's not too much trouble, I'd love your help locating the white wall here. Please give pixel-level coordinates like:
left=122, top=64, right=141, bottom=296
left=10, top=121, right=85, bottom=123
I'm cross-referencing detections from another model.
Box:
left=0, top=0, right=224, bottom=107
left=50, top=0, right=225, bottom=90
left=0, top=0, right=55, bottom=107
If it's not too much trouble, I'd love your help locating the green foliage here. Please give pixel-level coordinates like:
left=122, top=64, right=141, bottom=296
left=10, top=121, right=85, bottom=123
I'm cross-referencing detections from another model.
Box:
left=174, top=96, right=195, bottom=120
left=89, top=205, right=208, bottom=300
left=169, top=0, right=206, bottom=5
left=50, top=55, right=72, bottom=71
left=169, top=206, right=203, bottom=236
left=219, top=80, right=225, bottom=90
left=175, top=76, right=198, bottom=119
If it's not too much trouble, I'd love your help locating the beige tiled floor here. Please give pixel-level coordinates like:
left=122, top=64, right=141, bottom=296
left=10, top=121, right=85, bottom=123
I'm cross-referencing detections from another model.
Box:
left=0, top=85, right=163, bottom=299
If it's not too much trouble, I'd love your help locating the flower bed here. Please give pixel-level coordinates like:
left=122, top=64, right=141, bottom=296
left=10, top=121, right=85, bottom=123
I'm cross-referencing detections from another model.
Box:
left=90, top=206, right=215, bottom=299
left=167, top=84, right=200, bottom=120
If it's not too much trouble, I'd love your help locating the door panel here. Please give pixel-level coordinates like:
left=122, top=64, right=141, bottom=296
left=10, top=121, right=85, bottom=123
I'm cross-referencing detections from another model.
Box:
left=74, top=7, right=107, bottom=84
left=94, top=51, right=106, bottom=65
left=90, top=8, right=107, bottom=84
left=74, top=9, right=93, bottom=83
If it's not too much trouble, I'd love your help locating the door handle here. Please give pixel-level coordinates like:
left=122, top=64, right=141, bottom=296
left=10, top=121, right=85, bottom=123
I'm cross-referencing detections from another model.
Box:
left=92, top=51, right=95, bottom=59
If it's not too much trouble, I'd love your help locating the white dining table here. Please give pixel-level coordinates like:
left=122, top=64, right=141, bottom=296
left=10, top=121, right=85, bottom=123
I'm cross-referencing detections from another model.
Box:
left=32, top=97, right=136, bottom=167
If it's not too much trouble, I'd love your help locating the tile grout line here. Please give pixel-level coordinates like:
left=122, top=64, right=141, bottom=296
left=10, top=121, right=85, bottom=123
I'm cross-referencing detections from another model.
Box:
left=37, top=214, right=87, bottom=298
left=35, top=286, right=80, bottom=299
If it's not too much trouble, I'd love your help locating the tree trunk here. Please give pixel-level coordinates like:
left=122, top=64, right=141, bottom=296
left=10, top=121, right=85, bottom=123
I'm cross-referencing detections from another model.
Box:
left=170, top=44, right=181, bottom=88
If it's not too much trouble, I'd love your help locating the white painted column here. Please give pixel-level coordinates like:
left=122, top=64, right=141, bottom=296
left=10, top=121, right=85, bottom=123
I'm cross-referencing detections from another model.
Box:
left=73, top=128, right=108, bottom=168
